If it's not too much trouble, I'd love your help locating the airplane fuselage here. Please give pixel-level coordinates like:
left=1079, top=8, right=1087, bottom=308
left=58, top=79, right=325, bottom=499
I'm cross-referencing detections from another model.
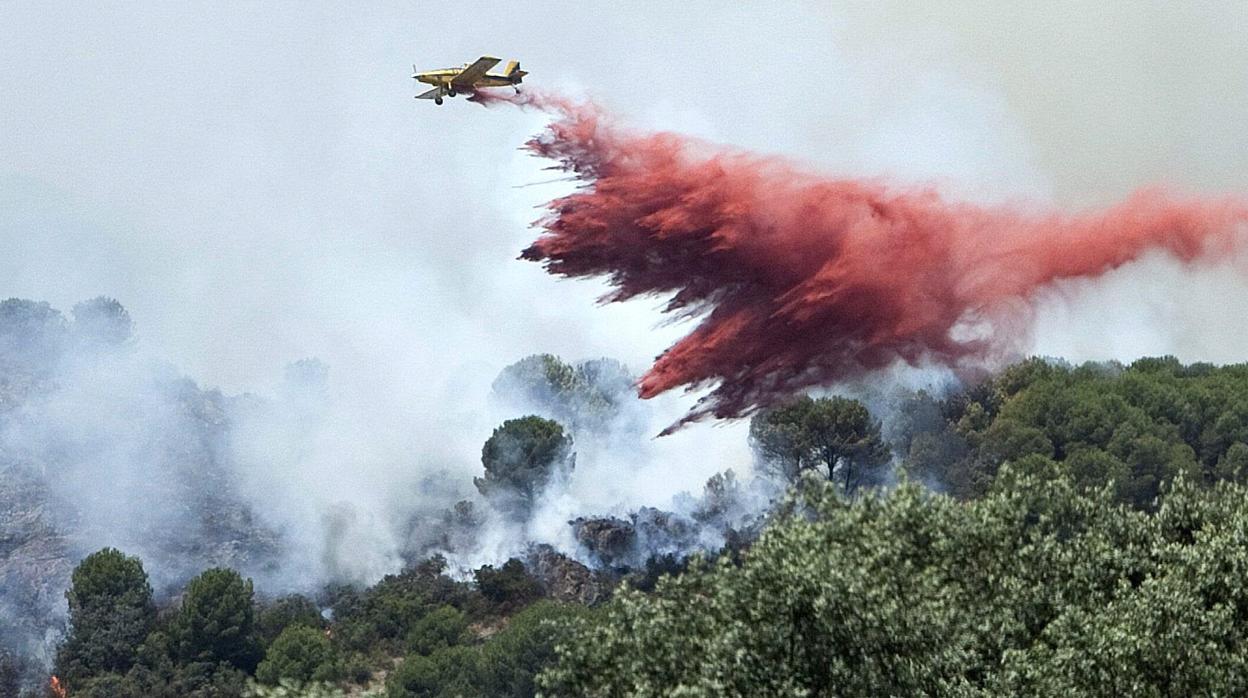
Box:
left=415, top=70, right=517, bottom=90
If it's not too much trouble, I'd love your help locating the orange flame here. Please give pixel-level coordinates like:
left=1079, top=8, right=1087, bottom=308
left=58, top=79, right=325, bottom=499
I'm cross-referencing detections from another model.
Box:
left=50, top=675, right=66, bottom=698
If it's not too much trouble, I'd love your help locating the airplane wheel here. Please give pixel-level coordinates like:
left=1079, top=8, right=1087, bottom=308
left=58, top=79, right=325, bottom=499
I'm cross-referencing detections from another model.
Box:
left=447, top=88, right=457, bottom=97
left=434, top=97, right=443, bottom=105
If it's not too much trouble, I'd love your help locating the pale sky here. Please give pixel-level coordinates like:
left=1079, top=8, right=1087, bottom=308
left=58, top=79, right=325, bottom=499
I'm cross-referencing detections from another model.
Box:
left=5, top=1, right=1248, bottom=477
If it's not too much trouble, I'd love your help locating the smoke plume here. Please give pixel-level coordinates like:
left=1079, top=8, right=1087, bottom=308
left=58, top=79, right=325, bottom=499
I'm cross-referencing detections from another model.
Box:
left=474, top=90, right=1248, bottom=432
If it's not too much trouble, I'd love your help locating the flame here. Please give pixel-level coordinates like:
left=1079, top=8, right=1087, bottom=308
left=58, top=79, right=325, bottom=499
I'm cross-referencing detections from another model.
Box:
left=50, top=675, right=66, bottom=698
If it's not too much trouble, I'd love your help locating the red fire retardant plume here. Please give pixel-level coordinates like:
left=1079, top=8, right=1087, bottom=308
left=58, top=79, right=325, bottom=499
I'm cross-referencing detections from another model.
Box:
left=473, top=90, right=1248, bottom=433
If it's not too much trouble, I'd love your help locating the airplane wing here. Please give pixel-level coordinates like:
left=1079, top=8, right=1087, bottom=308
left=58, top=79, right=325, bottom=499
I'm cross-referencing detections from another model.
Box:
left=415, top=86, right=444, bottom=100
left=451, top=56, right=500, bottom=87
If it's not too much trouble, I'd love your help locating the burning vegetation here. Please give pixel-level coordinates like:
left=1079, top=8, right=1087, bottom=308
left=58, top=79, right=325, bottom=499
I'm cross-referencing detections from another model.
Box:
left=7, top=296, right=1248, bottom=696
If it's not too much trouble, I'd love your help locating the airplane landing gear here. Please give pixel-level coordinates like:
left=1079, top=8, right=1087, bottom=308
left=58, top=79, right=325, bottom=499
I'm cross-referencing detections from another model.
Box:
left=447, top=88, right=457, bottom=97
left=434, top=96, right=443, bottom=105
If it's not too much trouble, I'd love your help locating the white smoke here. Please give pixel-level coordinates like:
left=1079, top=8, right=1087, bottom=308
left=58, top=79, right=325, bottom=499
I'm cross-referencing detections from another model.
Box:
left=5, top=3, right=1248, bottom=672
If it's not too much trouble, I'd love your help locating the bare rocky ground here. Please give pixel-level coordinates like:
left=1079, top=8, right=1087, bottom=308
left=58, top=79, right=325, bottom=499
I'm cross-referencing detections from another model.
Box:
left=0, top=464, right=73, bottom=668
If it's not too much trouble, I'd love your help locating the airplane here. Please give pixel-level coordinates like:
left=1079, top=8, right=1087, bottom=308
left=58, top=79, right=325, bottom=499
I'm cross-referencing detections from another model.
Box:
left=412, top=56, right=526, bottom=105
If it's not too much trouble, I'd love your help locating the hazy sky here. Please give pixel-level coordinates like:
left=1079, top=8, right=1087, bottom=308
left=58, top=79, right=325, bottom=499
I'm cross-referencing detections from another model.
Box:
left=5, top=1, right=1248, bottom=474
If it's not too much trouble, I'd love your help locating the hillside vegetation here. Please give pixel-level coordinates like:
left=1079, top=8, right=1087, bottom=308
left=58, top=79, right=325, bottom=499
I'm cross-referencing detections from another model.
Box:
left=13, top=356, right=1248, bottom=696
left=8, top=298, right=1248, bottom=696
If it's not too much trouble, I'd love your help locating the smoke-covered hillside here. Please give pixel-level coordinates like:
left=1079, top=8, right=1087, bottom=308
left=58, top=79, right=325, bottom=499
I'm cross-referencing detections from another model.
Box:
left=13, top=341, right=1248, bottom=696
left=0, top=298, right=281, bottom=671
left=0, top=297, right=767, bottom=691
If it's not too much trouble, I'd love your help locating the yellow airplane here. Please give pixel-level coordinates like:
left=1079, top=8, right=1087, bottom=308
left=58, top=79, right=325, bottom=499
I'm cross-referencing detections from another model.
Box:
left=412, top=56, right=526, bottom=105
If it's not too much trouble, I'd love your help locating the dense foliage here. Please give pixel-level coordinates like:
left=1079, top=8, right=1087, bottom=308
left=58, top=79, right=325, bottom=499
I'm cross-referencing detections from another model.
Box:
left=902, top=357, right=1248, bottom=506
left=544, top=470, right=1248, bottom=696
left=50, top=566, right=261, bottom=696
left=43, top=550, right=568, bottom=697
left=385, top=601, right=587, bottom=698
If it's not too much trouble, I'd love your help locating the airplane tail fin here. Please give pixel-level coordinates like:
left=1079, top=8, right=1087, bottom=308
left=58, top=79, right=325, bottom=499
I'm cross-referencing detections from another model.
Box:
left=504, top=60, right=526, bottom=83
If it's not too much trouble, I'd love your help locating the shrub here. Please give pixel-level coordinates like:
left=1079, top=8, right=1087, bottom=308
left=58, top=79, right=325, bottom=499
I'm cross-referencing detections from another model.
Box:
left=386, top=646, right=480, bottom=698
left=255, top=625, right=339, bottom=686
left=406, top=607, right=469, bottom=656
left=474, top=559, right=542, bottom=612
left=256, top=595, right=324, bottom=648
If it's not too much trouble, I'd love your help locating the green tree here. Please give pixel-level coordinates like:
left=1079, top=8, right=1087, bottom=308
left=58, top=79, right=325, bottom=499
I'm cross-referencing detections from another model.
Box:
left=1215, top=442, right=1248, bottom=483
left=255, top=625, right=338, bottom=686
left=475, top=417, right=574, bottom=518
left=478, top=601, right=586, bottom=698
left=174, top=568, right=260, bottom=672
left=749, top=396, right=891, bottom=493
left=1107, top=428, right=1199, bottom=509
left=901, top=429, right=971, bottom=490
left=54, top=548, right=156, bottom=687
left=386, top=646, right=481, bottom=698
left=474, top=559, right=543, bottom=613
left=256, top=595, right=324, bottom=648
left=977, top=418, right=1054, bottom=464
left=406, top=606, right=469, bottom=656
left=1065, top=446, right=1129, bottom=493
